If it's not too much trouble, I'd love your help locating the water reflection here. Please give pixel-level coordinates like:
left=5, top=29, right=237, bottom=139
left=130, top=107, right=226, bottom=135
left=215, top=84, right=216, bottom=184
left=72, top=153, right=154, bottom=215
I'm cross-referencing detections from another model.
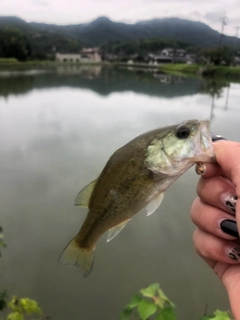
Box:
left=0, top=66, right=235, bottom=118
left=198, top=79, right=230, bottom=120
left=56, top=65, right=102, bottom=78
left=0, top=65, right=203, bottom=98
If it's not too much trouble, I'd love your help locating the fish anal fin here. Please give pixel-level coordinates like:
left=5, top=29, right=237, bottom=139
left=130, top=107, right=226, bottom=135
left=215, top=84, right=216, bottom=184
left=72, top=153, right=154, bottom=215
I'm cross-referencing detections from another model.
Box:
left=58, top=238, right=95, bottom=277
left=107, top=219, right=130, bottom=242
left=74, top=179, right=98, bottom=207
left=146, top=192, right=165, bottom=217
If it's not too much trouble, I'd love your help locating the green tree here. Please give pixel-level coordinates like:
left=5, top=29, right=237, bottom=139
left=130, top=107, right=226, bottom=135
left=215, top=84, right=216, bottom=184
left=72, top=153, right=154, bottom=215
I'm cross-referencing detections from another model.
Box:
left=201, top=47, right=234, bottom=66
left=0, top=27, right=31, bottom=61
left=101, top=38, right=198, bottom=57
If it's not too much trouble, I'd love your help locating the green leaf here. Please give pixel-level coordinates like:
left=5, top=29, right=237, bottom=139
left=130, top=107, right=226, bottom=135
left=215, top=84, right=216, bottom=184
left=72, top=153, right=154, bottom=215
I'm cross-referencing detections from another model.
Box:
left=137, top=300, right=157, bottom=320
left=199, top=310, right=232, bottom=320
left=207, top=310, right=231, bottom=320
left=157, top=289, right=175, bottom=308
left=127, top=294, right=142, bottom=309
left=120, top=307, right=133, bottom=320
left=7, top=312, right=24, bottom=320
left=156, top=307, right=177, bottom=320
left=214, top=310, right=231, bottom=318
left=20, top=298, right=42, bottom=314
left=8, top=296, right=20, bottom=312
left=154, top=297, right=164, bottom=309
left=140, top=283, right=160, bottom=298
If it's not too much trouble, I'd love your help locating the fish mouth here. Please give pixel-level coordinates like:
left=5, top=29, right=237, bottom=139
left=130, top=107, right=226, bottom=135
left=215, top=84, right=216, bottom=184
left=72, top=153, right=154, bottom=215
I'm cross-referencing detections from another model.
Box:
left=192, top=120, right=215, bottom=163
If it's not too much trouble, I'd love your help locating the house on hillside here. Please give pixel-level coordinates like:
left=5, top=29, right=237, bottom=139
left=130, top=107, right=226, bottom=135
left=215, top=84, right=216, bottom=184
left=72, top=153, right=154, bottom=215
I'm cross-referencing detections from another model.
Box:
left=161, top=48, right=187, bottom=57
left=148, top=48, right=195, bottom=64
left=55, top=48, right=102, bottom=63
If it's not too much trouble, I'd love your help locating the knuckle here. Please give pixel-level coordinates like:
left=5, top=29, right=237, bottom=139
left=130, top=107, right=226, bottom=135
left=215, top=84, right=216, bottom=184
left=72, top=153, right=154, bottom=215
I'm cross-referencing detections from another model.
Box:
left=190, top=198, right=201, bottom=225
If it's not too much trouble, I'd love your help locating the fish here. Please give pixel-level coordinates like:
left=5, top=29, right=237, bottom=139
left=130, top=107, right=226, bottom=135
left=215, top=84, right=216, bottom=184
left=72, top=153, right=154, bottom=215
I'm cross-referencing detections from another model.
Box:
left=58, top=119, right=215, bottom=277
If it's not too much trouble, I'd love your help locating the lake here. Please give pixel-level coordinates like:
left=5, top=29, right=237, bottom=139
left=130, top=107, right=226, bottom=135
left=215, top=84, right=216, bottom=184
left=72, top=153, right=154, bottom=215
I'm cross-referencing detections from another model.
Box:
left=0, top=65, right=239, bottom=319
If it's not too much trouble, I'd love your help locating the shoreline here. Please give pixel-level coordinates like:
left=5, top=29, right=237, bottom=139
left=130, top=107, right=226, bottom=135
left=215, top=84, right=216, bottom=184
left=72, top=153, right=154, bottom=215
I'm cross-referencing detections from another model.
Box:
left=1, top=59, right=240, bottom=81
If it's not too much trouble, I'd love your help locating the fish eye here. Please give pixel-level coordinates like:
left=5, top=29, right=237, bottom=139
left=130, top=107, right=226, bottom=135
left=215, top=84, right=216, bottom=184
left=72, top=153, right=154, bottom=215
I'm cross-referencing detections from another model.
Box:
left=175, top=126, right=190, bottom=139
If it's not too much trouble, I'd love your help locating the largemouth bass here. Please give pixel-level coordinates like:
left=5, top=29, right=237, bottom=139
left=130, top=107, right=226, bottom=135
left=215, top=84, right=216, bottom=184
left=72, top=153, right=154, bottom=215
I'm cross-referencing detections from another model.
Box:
left=59, top=119, right=214, bottom=277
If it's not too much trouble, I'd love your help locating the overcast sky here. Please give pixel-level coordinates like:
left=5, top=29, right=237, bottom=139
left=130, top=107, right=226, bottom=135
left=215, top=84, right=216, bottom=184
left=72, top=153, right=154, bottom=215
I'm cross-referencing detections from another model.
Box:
left=2, top=0, right=240, bottom=36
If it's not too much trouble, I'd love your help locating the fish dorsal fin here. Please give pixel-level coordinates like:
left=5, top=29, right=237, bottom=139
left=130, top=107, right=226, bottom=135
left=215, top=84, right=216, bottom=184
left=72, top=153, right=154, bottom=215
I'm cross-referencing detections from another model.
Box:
left=107, top=219, right=130, bottom=242
left=74, top=179, right=98, bottom=207
left=146, top=192, right=165, bottom=216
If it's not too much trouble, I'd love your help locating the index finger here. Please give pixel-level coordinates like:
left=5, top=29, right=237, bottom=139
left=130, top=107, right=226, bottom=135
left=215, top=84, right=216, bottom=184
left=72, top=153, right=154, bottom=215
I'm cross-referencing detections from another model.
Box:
left=210, top=141, right=240, bottom=191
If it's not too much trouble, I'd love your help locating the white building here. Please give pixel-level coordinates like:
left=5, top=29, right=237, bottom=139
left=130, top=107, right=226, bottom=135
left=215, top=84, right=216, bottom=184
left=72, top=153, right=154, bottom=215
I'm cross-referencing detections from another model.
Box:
left=80, top=48, right=102, bottom=62
left=55, top=53, right=81, bottom=63
left=161, top=48, right=187, bottom=57
left=55, top=48, right=102, bottom=63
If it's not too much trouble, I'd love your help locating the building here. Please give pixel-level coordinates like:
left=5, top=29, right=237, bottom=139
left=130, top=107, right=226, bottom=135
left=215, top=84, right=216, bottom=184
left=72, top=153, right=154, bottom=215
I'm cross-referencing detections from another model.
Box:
left=55, top=48, right=102, bottom=63
left=148, top=48, right=194, bottom=64
left=55, top=53, right=81, bottom=63
left=161, top=48, right=187, bottom=57
left=80, top=48, right=102, bottom=62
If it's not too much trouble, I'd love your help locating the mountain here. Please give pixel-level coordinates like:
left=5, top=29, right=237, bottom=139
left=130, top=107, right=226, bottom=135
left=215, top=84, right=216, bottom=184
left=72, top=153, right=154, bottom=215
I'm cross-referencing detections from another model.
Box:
left=0, top=16, right=239, bottom=54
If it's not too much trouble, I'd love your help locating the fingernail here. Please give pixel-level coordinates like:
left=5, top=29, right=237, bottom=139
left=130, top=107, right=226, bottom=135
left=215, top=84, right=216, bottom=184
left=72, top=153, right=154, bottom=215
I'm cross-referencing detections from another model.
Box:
left=228, top=247, right=240, bottom=261
left=223, top=194, right=237, bottom=214
left=211, top=132, right=227, bottom=142
left=220, top=219, right=239, bottom=238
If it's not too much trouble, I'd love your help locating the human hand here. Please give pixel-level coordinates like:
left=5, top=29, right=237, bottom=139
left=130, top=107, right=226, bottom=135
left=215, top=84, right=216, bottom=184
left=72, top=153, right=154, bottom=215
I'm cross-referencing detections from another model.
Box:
left=191, top=141, right=240, bottom=319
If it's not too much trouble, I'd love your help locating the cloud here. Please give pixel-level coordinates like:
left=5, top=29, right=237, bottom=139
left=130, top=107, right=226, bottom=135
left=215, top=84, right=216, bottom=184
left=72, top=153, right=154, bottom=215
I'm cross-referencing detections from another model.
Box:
left=32, top=0, right=50, bottom=6
left=204, top=11, right=226, bottom=24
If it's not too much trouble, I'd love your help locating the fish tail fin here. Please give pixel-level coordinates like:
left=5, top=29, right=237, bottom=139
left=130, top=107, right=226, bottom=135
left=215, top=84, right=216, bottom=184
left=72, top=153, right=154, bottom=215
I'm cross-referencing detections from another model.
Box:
left=58, top=238, right=95, bottom=277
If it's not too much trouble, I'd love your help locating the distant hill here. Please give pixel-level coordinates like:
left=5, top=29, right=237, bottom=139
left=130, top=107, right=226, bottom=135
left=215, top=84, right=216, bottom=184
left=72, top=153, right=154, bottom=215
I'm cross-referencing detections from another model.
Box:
left=0, top=16, right=239, bottom=55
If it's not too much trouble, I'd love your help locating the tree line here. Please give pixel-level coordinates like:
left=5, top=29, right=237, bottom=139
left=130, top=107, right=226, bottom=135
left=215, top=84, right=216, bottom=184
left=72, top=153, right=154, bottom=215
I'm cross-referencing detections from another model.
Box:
left=0, top=28, right=31, bottom=61
left=0, top=27, right=239, bottom=66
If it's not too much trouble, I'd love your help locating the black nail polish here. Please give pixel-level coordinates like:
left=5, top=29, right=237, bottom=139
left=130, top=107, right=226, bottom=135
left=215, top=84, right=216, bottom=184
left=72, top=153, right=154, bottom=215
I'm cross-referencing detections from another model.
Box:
left=221, top=220, right=239, bottom=238
left=211, top=132, right=227, bottom=142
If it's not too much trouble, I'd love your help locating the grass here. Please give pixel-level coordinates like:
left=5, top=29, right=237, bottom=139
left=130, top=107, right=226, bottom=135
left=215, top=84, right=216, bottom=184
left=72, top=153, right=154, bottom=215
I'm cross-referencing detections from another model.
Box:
left=213, top=66, right=240, bottom=77
left=0, top=58, right=103, bottom=71
left=0, top=58, right=20, bottom=66
left=159, top=63, right=240, bottom=81
left=160, top=63, right=200, bottom=74
left=0, top=58, right=54, bottom=70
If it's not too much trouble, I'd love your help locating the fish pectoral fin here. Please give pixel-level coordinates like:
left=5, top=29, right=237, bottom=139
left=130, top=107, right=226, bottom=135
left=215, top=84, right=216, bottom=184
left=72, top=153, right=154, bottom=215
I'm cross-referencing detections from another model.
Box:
left=107, top=220, right=130, bottom=242
left=74, top=179, right=98, bottom=207
left=146, top=192, right=165, bottom=216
